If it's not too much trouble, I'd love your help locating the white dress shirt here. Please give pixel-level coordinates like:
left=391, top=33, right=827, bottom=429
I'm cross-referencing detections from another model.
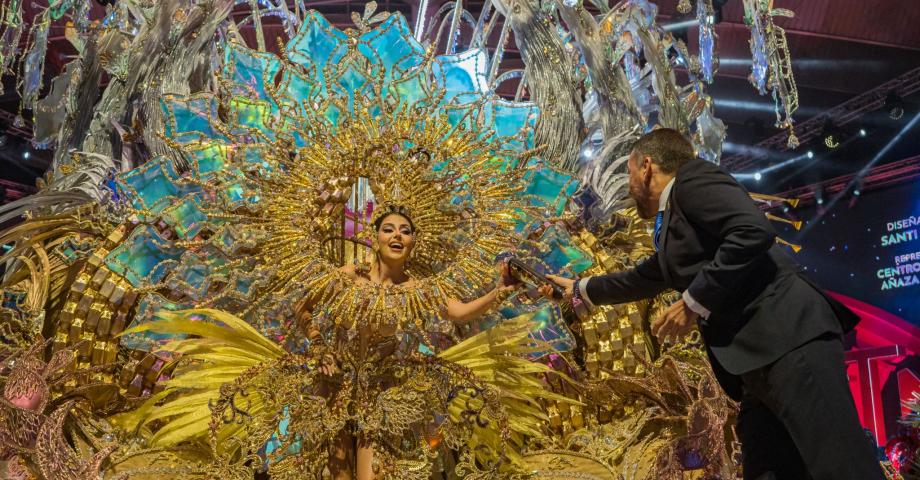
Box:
left=577, top=177, right=711, bottom=318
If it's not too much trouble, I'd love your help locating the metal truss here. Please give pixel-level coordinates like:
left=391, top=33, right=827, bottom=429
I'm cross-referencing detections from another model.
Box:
left=763, top=155, right=920, bottom=209
left=724, top=66, right=920, bottom=173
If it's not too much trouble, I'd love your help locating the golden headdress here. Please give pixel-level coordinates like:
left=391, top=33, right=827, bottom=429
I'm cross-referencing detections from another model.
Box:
left=191, top=93, right=532, bottom=337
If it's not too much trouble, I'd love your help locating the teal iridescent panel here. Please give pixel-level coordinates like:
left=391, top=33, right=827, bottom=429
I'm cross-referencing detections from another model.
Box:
left=105, top=225, right=184, bottom=288
left=209, top=224, right=255, bottom=255
left=263, top=407, right=303, bottom=460
left=538, top=226, right=593, bottom=274
left=121, top=293, right=191, bottom=351
left=160, top=194, right=211, bottom=240
left=233, top=144, right=273, bottom=174
left=389, top=70, right=431, bottom=108
left=161, top=95, right=226, bottom=144
left=442, top=104, right=477, bottom=131
left=185, top=142, right=229, bottom=180
left=167, top=248, right=229, bottom=301
left=488, top=100, right=538, bottom=149
left=358, top=15, right=424, bottom=79
left=285, top=11, right=347, bottom=90
left=227, top=97, right=275, bottom=138
left=332, top=60, right=374, bottom=107
left=277, top=67, right=318, bottom=113
left=522, top=167, right=579, bottom=216
left=223, top=43, right=281, bottom=100
left=434, top=49, right=490, bottom=105
left=116, top=157, right=182, bottom=216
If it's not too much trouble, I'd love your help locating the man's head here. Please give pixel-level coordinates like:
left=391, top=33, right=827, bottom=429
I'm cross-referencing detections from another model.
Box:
left=627, top=128, right=695, bottom=219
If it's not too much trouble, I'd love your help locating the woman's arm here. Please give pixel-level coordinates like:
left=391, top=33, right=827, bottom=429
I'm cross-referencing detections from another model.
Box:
left=445, top=262, right=518, bottom=324
left=446, top=287, right=508, bottom=324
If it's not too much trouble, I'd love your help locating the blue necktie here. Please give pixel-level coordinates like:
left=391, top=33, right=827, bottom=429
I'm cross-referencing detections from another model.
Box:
left=653, top=210, right=664, bottom=251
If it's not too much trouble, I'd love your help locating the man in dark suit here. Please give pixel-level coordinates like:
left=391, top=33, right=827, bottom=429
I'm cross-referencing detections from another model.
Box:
left=542, top=128, right=883, bottom=479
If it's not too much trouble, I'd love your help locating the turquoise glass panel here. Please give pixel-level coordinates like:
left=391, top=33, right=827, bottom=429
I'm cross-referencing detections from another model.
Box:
left=359, top=15, right=424, bottom=78
left=285, top=12, right=347, bottom=75
left=538, top=226, right=593, bottom=274
left=223, top=43, right=280, bottom=100
left=167, top=248, right=229, bottom=301
left=185, top=142, right=229, bottom=180
left=277, top=68, right=318, bottom=112
left=433, top=49, right=489, bottom=104
left=160, top=194, right=211, bottom=240
left=121, top=293, right=191, bottom=351
left=116, top=157, right=182, bottom=216
left=487, top=100, right=538, bottom=149
left=227, top=97, right=274, bottom=138
left=333, top=61, right=372, bottom=106
left=522, top=167, right=580, bottom=216
left=105, top=225, right=184, bottom=288
left=389, top=70, right=430, bottom=108
left=161, top=95, right=226, bottom=144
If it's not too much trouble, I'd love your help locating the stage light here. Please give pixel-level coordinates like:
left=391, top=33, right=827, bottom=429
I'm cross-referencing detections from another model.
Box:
left=817, top=198, right=824, bottom=205
left=802, top=109, right=920, bottom=234
left=662, top=18, right=699, bottom=31
left=886, top=91, right=905, bottom=120
left=859, top=128, right=867, bottom=137
left=23, top=151, right=30, bottom=159
left=807, top=150, right=814, bottom=159
left=821, top=118, right=842, bottom=149
left=853, top=189, right=861, bottom=196
left=754, top=172, right=762, bottom=181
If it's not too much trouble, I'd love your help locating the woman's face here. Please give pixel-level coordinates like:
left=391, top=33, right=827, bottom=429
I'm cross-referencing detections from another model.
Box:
left=376, top=213, right=415, bottom=263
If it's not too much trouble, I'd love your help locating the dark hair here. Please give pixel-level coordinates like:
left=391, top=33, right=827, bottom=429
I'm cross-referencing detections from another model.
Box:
left=630, top=128, right=695, bottom=174
left=373, top=211, right=415, bottom=233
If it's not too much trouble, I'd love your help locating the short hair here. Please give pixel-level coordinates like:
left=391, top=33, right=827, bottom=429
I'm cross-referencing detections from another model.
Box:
left=630, top=128, right=695, bottom=174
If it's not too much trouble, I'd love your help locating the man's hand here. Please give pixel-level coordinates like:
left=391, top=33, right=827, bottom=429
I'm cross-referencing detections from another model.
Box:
left=651, top=299, right=699, bottom=344
left=539, top=274, right=575, bottom=301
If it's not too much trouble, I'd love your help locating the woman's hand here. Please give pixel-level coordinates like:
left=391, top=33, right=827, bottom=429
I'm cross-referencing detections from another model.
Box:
left=319, top=353, right=339, bottom=376
left=496, top=260, right=521, bottom=292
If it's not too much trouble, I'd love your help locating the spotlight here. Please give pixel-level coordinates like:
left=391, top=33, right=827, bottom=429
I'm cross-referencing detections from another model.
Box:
left=859, top=128, right=867, bottom=137
left=854, top=189, right=861, bottom=196
left=23, top=151, right=30, bottom=160
left=812, top=184, right=825, bottom=207
left=754, top=172, right=762, bottom=181
left=821, top=118, right=841, bottom=149
left=886, top=91, right=905, bottom=120
left=807, top=150, right=814, bottom=159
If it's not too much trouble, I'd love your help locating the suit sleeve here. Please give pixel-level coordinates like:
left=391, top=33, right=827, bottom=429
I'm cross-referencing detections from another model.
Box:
left=679, top=166, right=777, bottom=314
left=584, top=254, right=669, bottom=306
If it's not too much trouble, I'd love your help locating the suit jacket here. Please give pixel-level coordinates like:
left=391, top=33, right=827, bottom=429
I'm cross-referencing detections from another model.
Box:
left=585, top=158, right=860, bottom=400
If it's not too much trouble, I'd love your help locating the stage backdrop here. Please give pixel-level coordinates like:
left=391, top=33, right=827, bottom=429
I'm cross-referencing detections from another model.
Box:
left=782, top=179, right=920, bottom=325
left=777, top=178, right=920, bottom=448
